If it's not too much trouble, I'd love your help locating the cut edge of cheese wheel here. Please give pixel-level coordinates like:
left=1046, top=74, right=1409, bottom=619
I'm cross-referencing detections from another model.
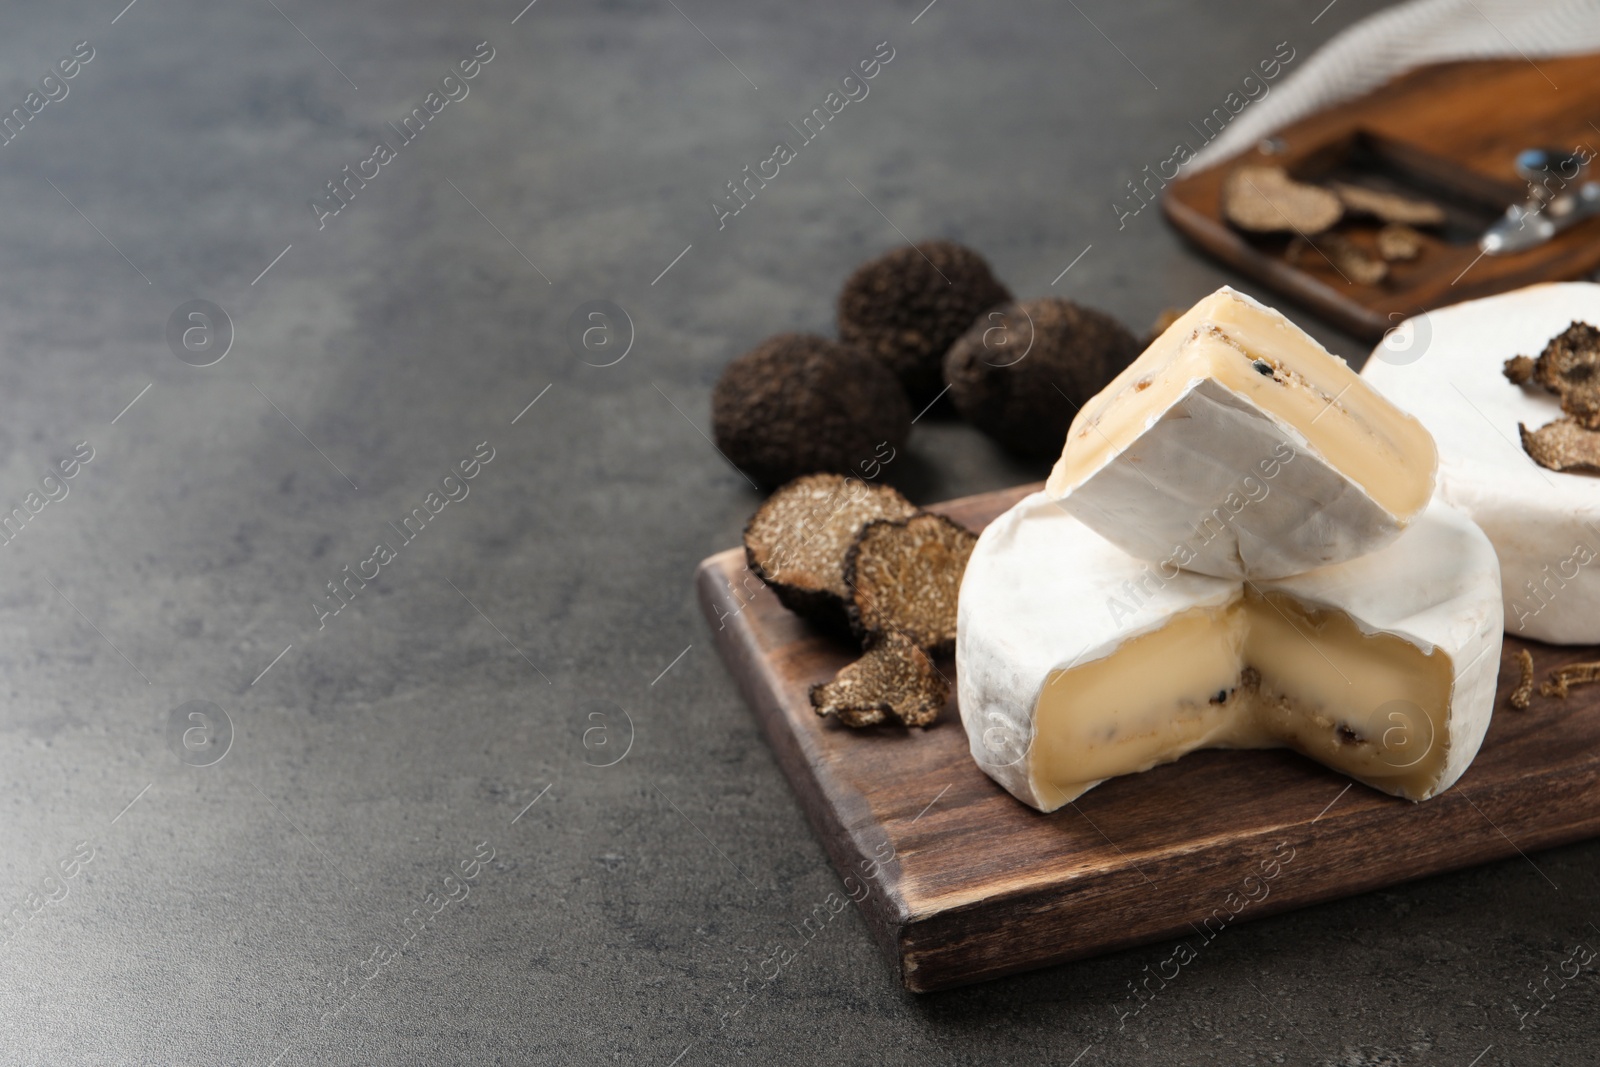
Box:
left=1043, top=287, right=1438, bottom=579
left=956, top=493, right=1501, bottom=813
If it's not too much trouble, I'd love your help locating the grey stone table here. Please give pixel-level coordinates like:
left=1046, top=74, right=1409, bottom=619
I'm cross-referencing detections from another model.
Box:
left=0, top=0, right=1592, bottom=1063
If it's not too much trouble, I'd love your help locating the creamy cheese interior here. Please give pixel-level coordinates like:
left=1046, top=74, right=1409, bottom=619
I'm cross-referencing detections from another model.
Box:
left=1029, top=588, right=1453, bottom=809
left=1047, top=289, right=1436, bottom=522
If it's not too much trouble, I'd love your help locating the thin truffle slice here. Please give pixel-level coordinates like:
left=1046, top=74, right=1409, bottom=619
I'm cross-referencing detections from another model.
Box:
left=1541, top=660, right=1600, bottom=700
left=1325, top=233, right=1388, bottom=285
left=845, top=513, right=977, bottom=656
left=1520, top=417, right=1600, bottom=473
left=744, top=473, right=917, bottom=634
left=1503, top=321, right=1600, bottom=429
left=712, top=333, right=913, bottom=488
left=1290, top=232, right=1387, bottom=285
left=837, top=240, right=1012, bottom=404
left=1223, top=165, right=1342, bottom=234
left=810, top=633, right=949, bottom=728
left=1510, top=649, right=1535, bottom=710
left=1376, top=223, right=1424, bottom=262
left=1331, top=183, right=1446, bottom=227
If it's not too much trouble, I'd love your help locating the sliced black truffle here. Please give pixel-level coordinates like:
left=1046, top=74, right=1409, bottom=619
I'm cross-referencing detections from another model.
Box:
left=1510, top=649, right=1535, bottom=710
left=1376, top=223, right=1424, bottom=262
left=810, top=633, right=949, bottom=728
left=837, top=240, right=1012, bottom=404
left=1331, top=183, right=1445, bottom=227
left=1504, top=321, right=1600, bottom=429
left=943, top=297, right=1141, bottom=458
left=712, top=333, right=912, bottom=488
left=1287, top=232, right=1387, bottom=286
left=1541, top=660, right=1600, bottom=700
left=845, top=513, right=977, bottom=656
left=1223, top=166, right=1342, bottom=234
left=1520, top=417, right=1600, bottom=473
left=744, top=473, right=917, bottom=634
left=1505, top=355, right=1537, bottom=384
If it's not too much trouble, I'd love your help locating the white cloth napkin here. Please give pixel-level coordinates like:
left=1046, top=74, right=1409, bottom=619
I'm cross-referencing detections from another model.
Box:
left=1191, top=0, right=1600, bottom=170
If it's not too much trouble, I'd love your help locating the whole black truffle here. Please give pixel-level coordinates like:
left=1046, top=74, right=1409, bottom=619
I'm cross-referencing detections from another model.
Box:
left=837, top=240, right=1012, bottom=404
left=712, top=333, right=911, bottom=489
left=943, top=298, right=1140, bottom=458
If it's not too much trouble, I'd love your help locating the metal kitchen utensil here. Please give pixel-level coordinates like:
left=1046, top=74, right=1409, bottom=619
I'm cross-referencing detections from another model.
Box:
left=1481, top=147, right=1600, bottom=255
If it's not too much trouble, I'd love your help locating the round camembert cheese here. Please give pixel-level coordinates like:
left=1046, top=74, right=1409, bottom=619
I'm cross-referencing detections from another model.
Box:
left=957, top=493, right=1502, bottom=812
left=1361, top=282, right=1600, bottom=644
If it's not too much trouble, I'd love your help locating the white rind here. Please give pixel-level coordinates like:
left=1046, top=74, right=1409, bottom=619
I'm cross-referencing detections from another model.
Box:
left=1361, top=282, right=1600, bottom=644
left=956, top=494, right=1235, bottom=809
left=1057, top=377, right=1403, bottom=579
left=957, top=492, right=1501, bottom=810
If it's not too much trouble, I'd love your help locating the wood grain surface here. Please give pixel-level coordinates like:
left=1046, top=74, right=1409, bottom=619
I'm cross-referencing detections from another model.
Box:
left=697, top=482, right=1600, bottom=992
left=1163, top=54, right=1600, bottom=339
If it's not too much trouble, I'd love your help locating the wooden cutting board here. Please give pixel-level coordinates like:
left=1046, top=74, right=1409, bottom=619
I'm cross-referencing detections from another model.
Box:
left=1163, top=53, right=1600, bottom=340
left=697, top=482, right=1600, bottom=992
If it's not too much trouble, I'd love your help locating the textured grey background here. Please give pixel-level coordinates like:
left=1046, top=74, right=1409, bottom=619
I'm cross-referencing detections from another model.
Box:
left=0, top=0, right=1594, bottom=1063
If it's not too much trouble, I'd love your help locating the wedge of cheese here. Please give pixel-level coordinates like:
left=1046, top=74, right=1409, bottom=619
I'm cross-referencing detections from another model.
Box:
left=1045, top=287, right=1438, bottom=579
left=1361, top=283, right=1600, bottom=644
left=957, top=492, right=1501, bottom=812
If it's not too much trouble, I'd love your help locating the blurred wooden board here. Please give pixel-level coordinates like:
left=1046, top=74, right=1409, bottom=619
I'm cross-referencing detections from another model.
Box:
left=697, top=482, right=1600, bottom=992
left=1163, top=54, right=1600, bottom=339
